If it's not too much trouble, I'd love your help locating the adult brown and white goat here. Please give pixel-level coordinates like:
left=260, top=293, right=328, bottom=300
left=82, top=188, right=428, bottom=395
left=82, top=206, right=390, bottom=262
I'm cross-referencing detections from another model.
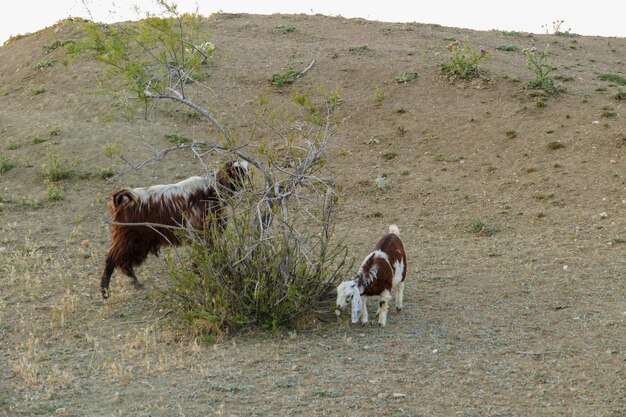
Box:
left=99, top=160, right=249, bottom=299
left=336, top=224, right=407, bottom=326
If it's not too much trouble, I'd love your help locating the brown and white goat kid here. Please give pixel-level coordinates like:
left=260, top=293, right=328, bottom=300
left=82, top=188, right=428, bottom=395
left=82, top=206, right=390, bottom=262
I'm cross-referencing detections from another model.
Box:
left=99, top=160, right=249, bottom=299
left=336, top=224, right=407, bottom=327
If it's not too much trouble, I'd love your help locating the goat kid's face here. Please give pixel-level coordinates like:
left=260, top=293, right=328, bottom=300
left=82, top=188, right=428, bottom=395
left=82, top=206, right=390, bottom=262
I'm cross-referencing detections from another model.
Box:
left=336, top=280, right=364, bottom=324
left=336, top=281, right=357, bottom=309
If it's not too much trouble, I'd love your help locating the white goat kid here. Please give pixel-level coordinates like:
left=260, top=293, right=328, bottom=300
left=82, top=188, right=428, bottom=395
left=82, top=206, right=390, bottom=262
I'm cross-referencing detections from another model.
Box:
left=336, top=224, right=407, bottom=327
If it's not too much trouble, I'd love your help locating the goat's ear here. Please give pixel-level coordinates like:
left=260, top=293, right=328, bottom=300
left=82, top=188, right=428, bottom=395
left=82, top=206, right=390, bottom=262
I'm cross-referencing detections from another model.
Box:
left=350, top=285, right=362, bottom=323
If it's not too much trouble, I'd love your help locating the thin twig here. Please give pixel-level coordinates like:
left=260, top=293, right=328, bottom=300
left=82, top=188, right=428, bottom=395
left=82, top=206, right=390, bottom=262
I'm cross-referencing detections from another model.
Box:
left=296, top=60, right=316, bottom=79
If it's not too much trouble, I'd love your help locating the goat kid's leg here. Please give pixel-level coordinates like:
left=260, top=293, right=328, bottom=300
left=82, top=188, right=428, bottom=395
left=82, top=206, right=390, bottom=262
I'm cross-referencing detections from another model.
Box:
left=377, top=290, right=392, bottom=327
left=100, top=255, right=116, bottom=299
left=359, top=297, right=369, bottom=324
left=395, top=281, right=405, bottom=312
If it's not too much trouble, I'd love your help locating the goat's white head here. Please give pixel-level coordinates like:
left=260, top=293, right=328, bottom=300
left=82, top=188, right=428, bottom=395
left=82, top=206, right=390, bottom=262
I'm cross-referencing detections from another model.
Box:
left=336, top=280, right=362, bottom=323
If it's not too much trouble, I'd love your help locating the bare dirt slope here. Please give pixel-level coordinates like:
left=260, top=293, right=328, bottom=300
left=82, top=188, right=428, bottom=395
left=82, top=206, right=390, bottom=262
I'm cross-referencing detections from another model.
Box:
left=0, top=13, right=624, bottom=416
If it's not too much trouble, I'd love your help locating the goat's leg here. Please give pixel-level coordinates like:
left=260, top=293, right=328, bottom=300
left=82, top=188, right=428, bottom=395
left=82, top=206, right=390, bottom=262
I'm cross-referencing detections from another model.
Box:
left=121, top=266, right=144, bottom=290
left=378, top=290, right=392, bottom=326
left=359, top=297, right=369, bottom=324
left=100, top=254, right=116, bottom=299
left=395, top=281, right=405, bottom=312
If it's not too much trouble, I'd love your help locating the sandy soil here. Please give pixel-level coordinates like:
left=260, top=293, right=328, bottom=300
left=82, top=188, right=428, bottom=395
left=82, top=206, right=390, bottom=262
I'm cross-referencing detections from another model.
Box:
left=0, top=12, right=624, bottom=416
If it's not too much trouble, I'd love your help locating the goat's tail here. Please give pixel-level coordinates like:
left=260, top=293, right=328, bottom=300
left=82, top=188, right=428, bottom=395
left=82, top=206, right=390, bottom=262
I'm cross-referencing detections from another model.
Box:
left=111, top=189, right=136, bottom=208
left=388, top=224, right=400, bottom=236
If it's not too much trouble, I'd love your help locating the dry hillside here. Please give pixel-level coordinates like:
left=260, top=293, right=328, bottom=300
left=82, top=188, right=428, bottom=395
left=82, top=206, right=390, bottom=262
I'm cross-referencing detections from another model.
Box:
left=0, top=12, right=624, bottom=416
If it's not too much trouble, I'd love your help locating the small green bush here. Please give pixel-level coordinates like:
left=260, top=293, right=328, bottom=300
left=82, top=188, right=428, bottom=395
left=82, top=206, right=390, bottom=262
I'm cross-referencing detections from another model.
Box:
left=524, top=45, right=556, bottom=94
left=165, top=133, right=192, bottom=144
left=0, top=154, right=15, bottom=173
left=98, top=164, right=117, bottom=180
left=349, top=45, right=370, bottom=54
left=547, top=141, right=565, bottom=150
left=394, top=71, right=417, bottom=84
left=35, top=59, right=56, bottom=69
left=382, top=151, right=397, bottom=160
left=47, top=182, right=64, bottom=201
left=466, top=219, right=497, bottom=236
left=441, top=39, right=487, bottom=80
left=276, top=25, right=295, bottom=34
left=598, top=73, right=626, bottom=86
left=41, top=153, right=77, bottom=181
left=270, top=70, right=301, bottom=86
left=164, top=208, right=351, bottom=335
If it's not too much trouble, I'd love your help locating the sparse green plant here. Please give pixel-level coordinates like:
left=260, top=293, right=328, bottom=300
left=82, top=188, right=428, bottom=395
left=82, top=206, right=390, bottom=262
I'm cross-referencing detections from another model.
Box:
left=466, top=219, right=497, bottom=236
left=374, top=86, right=386, bottom=104
left=534, top=192, right=555, bottom=200
left=30, top=132, right=45, bottom=144
left=380, top=27, right=392, bottom=34
left=19, top=196, right=43, bottom=209
left=598, top=73, right=626, bottom=86
left=496, top=44, right=518, bottom=52
left=612, top=237, right=625, bottom=245
left=41, top=153, right=77, bottom=181
left=349, top=45, right=370, bottom=54
left=276, top=25, right=295, bottom=34
left=32, top=86, right=46, bottom=95
left=365, top=211, right=384, bottom=219
left=382, top=151, right=397, bottom=160
left=602, top=105, right=617, bottom=118
left=487, top=165, right=497, bottom=173
left=394, top=71, right=417, bottom=84
left=506, top=130, right=517, bottom=139
left=547, top=141, right=565, bottom=150
left=536, top=98, right=547, bottom=107
left=542, top=20, right=573, bottom=36
left=434, top=154, right=462, bottom=162
left=441, top=39, right=488, bottom=80
left=364, top=136, right=385, bottom=145
left=104, top=143, right=121, bottom=158
left=48, top=125, right=61, bottom=136
left=98, top=164, right=117, bottom=180
left=0, top=154, right=15, bottom=173
left=46, top=182, right=64, bottom=201
left=1, top=87, right=10, bottom=96
left=165, top=132, right=192, bottom=144
left=270, top=69, right=301, bottom=86
left=42, top=40, right=63, bottom=53
left=35, top=59, right=56, bottom=69
left=422, top=133, right=439, bottom=142
left=524, top=45, right=556, bottom=94
left=554, top=75, right=574, bottom=82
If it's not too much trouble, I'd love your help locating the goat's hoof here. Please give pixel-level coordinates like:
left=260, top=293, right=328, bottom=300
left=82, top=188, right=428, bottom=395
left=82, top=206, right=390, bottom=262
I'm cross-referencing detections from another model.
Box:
left=133, top=282, right=145, bottom=290
left=101, top=287, right=110, bottom=299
